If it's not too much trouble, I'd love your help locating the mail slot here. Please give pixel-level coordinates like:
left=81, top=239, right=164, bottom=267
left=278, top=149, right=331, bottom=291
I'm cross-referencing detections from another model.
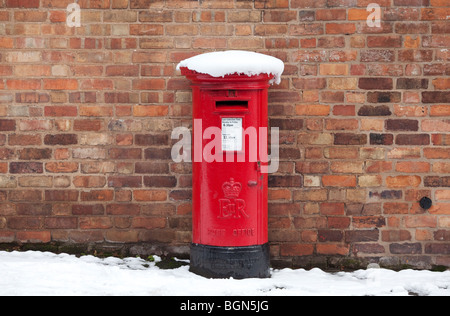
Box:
left=177, top=51, right=284, bottom=279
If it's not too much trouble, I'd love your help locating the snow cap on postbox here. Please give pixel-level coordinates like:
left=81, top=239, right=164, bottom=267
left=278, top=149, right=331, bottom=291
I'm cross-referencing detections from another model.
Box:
left=176, top=50, right=284, bottom=85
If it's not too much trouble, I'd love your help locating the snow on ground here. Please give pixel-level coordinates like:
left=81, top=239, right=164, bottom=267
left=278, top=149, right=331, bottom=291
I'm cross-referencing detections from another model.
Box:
left=0, top=251, right=449, bottom=296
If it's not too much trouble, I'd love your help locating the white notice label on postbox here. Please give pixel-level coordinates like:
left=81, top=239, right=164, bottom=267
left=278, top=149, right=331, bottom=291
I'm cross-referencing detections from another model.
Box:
left=222, top=118, right=242, bottom=151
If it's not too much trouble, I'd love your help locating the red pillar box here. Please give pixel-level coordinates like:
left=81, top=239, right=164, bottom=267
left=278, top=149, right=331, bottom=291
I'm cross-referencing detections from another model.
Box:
left=177, top=51, right=284, bottom=279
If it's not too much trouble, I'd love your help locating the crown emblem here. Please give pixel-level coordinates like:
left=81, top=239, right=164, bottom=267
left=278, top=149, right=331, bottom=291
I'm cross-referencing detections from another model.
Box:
left=222, top=178, right=242, bottom=199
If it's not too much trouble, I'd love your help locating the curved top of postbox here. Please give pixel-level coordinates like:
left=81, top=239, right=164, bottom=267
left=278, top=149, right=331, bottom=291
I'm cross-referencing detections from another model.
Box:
left=176, top=50, right=284, bottom=85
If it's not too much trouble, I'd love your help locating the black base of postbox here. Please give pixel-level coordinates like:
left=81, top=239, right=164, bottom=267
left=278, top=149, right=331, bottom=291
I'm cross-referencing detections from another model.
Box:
left=189, top=243, right=270, bottom=279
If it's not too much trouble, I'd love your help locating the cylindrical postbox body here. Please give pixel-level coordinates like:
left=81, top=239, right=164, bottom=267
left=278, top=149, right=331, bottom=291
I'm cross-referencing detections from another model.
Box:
left=178, top=51, right=283, bottom=279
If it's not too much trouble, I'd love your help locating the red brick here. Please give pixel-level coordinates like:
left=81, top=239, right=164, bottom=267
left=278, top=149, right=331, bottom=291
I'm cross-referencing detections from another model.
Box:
left=6, top=80, right=41, bottom=90
left=73, top=120, right=102, bottom=132
left=72, top=176, right=106, bottom=188
left=0, top=120, right=16, bottom=131
left=46, top=162, right=79, bottom=173
left=320, top=202, right=345, bottom=215
left=44, top=106, right=77, bottom=117
left=80, top=190, right=114, bottom=202
left=19, top=148, right=52, bottom=160
left=133, top=105, right=169, bottom=117
left=398, top=49, right=433, bottom=62
left=107, top=176, right=142, bottom=188
left=386, top=119, right=419, bottom=131
left=280, top=244, right=314, bottom=256
left=397, top=78, right=429, bottom=89
left=255, top=0, right=290, bottom=8
left=0, top=37, right=14, bottom=49
left=361, top=50, right=395, bottom=62
left=322, top=175, right=356, bottom=187
left=109, top=148, right=141, bottom=160
left=44, top=190, right=79, bottom=201
left=325, top=23, right=356, bottom=34
left=386, top=176, right=421, bottom=188
left=132, top=79, right=165, bottom=90
left=348, top=8, right=370, bottom=20
left=106, top=204, right=140, bottom=215
left=6, top=0, right=40, bottom=8
left=422, top=92, right=450, bottom=103
left=10, top=162, right=43, bottom=174
left=396, top=162, right=430, bottom=173
left=14, top=11, right=48, bottom=22
left=319, top=64, right=348, bottom=76
left=79, top=217, right=112, bottom=230
left=395, top=134, right=430, bottom=145
left=130, top=24, right=164, bottom=35
left=16, top=231, right=51, bottom=243
left=79, top=106, right=113, bottom=117
left=316, top=9, right=346, bottom=20
left=367, top=36, right=402, bottom=48
left=0, top=66, right=12, bottom=76
left=134, top=190, right=167, bottom=202
left=424, top=148, right=450, bottom=159
left=44, top=217, right=77, bottom=229
left=406, top=216, right=437, bottom=228
left=432, top=78, right=450, bottom=90
left=44, top=134, right=78, bottom=145
left=316, top=244, right=349, bottom=256
left=43, top=79, right=78, bottom=90
left=421, top=8, right=450, bottom=20
left=325, top=119, right=359, bottom=130
left=80, top=79, right=113, bottom=90
left=359, top=78, right=393, bottom=90
left=106, top=65, right=139, bottom=77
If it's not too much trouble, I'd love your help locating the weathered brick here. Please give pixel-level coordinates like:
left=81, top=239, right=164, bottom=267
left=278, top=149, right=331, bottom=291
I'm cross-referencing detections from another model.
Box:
left=422, top=92, right=450, bottom=103
left=107, top=176, right=142, bottom=188
left=10, top=162, right=43, bottom=174
left=6, top=0, right=40, bottom=8
left=323, top=175, right=356, bottom=187
left=396, top=162, right=430, bottom=173
left=0, top=120, right=16, bottom=131
left=44, top=134, right=78, bottom=145
left=334, top=133, right=367, bottom=145
left=397, top=78, right=429, bottom=89
left=325, top=23, right=356, bottom=34
left=390, top=243, right=422, bottom=254
left=72, top=176, right=106, bottom=188
left=358, top=105, right=392, bottom=116
left=359, top=78, right=393, bottom=90
left=396, top=134, right=430, bottom=145
left=143, top=176, right=177, bottom=188
left=44, top=217, right=77, bottom=229
left=345, top=230, right=379, bottom=243
left=367, top=36, right=402, bottom=48
left=386, top=119, right=419, bottom=131
left=19, top=149, right=52, bottom=160
left=361, top=50, right=395, bottom=62
left=370, top=133, right=394, bottom=145
left=386, top=176, right=421, bottom=188
left=43, top=79, right=78, bottom=90
left=398, top=49, right=433, bottom=62
left=45, top=162, right=79, bottom=173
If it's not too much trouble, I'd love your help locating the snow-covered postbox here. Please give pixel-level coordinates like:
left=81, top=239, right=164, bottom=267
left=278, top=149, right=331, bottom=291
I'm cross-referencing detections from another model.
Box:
left=177, top=51, right=284, bottom=279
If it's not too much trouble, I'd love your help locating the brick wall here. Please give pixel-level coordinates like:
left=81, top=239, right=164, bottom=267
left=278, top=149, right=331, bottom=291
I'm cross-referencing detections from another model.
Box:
left=0, top=0, right=448, bottom=269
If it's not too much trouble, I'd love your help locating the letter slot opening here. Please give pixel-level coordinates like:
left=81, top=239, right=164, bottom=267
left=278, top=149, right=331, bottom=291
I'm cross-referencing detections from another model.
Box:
left=216, top=100, right=249, bottom=110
